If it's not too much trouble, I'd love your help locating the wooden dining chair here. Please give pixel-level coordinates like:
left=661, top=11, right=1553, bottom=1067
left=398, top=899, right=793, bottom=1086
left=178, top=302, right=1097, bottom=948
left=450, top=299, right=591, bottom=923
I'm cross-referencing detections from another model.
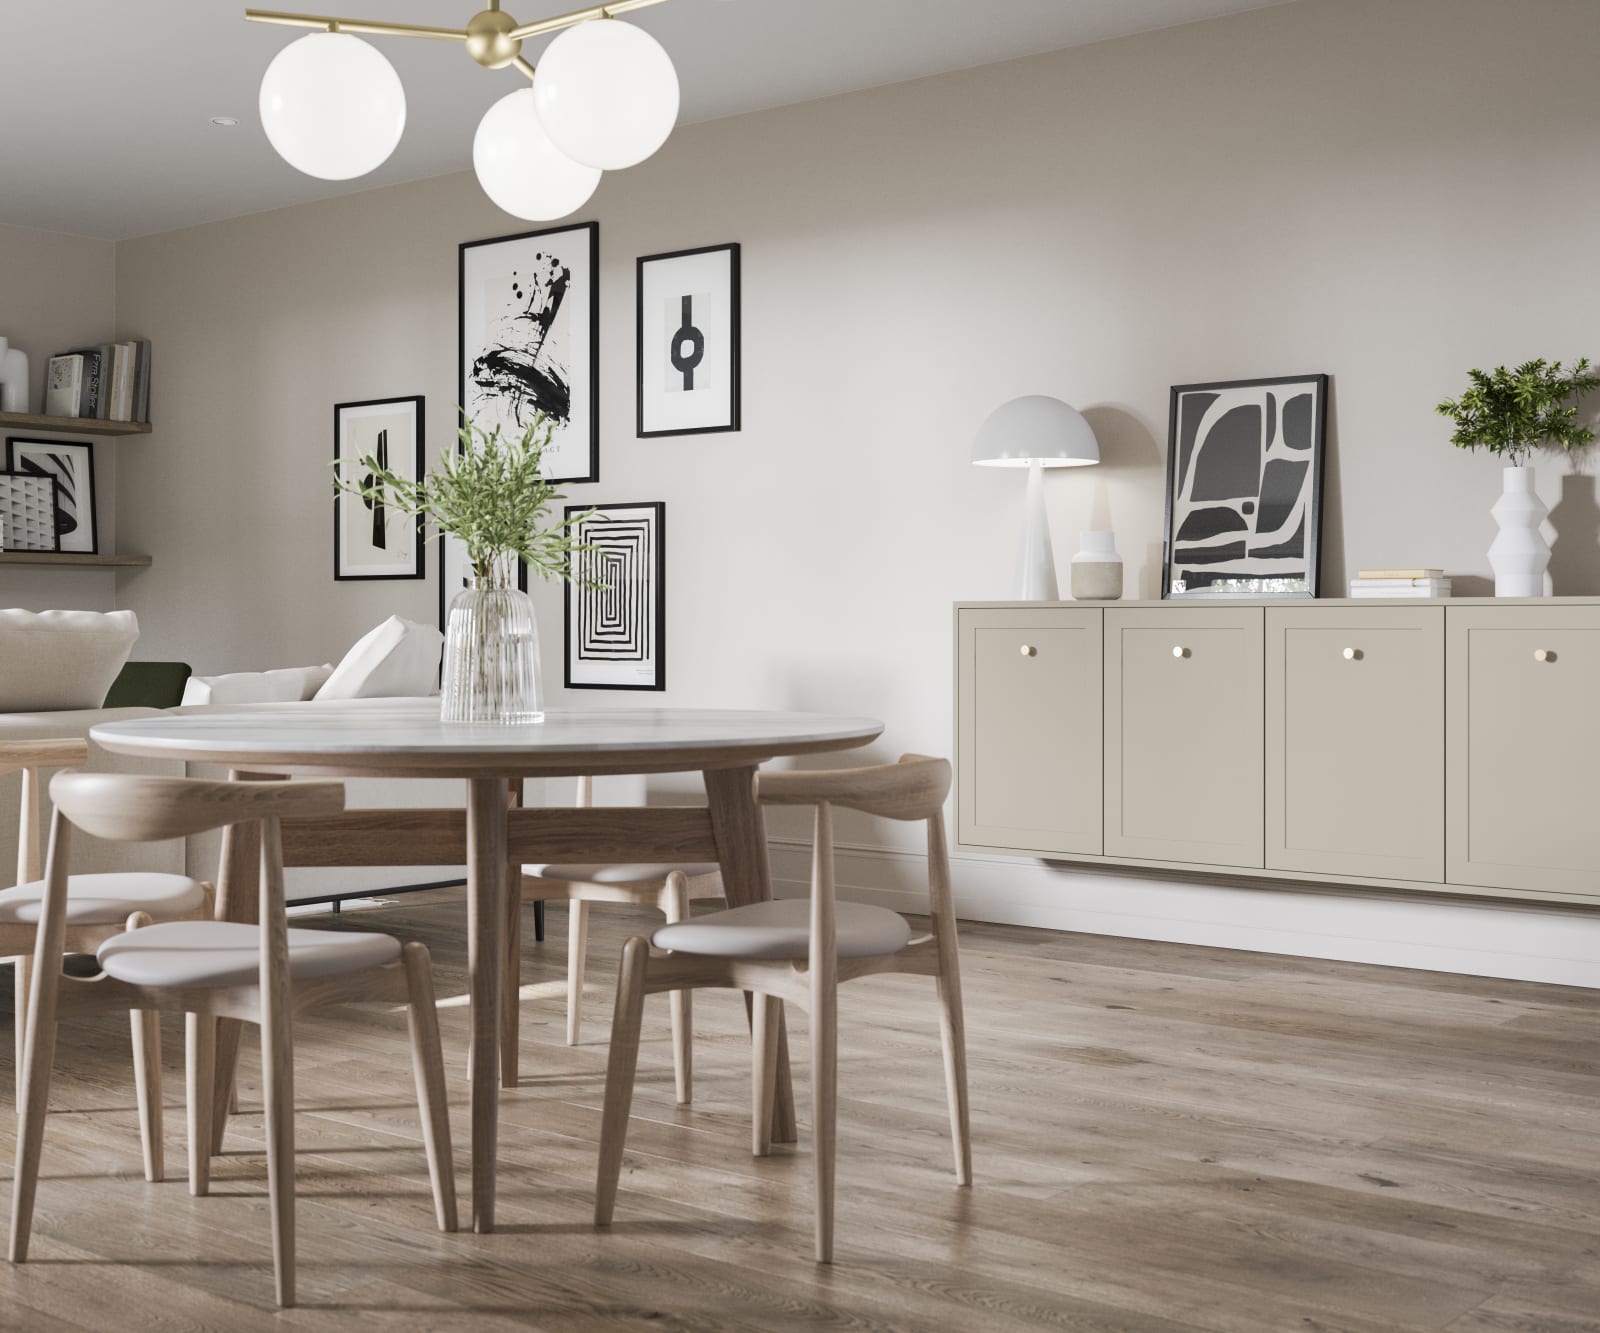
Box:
left=511, top=774, right=725, bottom=1101
left=594, top=754, right=971, bottom=1262
left=1, top=739, right=211, bottom=1181
left=8, top=771, right=457, bottom=1309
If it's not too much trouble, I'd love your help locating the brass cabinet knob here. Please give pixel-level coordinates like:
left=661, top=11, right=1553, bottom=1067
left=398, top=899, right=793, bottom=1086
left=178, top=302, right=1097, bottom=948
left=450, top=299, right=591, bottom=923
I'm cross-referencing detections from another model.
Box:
left=1535, top=648, right=1556, bottom=663
left=1343, top=647, right=1363, bottom=661
left=1020, top=644, right=1037, bottom=657
left=1172, top=646, right=1190, bottom=659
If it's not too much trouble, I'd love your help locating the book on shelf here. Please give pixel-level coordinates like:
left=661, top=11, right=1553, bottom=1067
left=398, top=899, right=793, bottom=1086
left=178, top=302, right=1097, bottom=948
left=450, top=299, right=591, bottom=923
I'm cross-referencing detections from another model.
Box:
left=69, top=347, right=103, bottom=418
left=44, top=354, right=83, bottom=416
left=1356, top=568, right=1444, bottom=580
left=1353, top=576, right=1449, bottom=588
left=1349, top=579, right=1451, bottom=598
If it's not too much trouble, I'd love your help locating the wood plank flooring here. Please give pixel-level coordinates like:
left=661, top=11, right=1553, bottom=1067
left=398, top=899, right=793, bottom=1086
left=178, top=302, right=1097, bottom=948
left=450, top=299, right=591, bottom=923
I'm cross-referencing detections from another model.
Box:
left=2, top=893, right=1597, bottom=1331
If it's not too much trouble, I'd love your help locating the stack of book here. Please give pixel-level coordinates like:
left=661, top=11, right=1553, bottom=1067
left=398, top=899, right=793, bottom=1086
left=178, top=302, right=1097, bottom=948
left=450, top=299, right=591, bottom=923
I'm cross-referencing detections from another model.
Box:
left=1349, top=568, right=1451, bottom=598
left=42, top=340, right=152, bottom=423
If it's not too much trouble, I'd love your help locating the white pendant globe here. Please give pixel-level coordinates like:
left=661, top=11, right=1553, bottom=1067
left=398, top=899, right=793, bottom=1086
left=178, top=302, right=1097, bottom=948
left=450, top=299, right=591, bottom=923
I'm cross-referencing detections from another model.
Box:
left=532, top=20, right=679, bottom=170
left=473, top=87, right=601, bottom=221
left=259, top=32, right=406, bottom=180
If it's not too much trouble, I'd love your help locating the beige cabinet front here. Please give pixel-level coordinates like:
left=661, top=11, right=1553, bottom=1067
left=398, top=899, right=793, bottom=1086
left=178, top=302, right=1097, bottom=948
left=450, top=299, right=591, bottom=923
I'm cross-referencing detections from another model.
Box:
left=1447, top=606, right=1600, bottom=895
left=1266, top=607, right=1443, bottom=882
left=956, top=608, right=1103, bottom=856
left=1104, top=607, right=1263, bottom=867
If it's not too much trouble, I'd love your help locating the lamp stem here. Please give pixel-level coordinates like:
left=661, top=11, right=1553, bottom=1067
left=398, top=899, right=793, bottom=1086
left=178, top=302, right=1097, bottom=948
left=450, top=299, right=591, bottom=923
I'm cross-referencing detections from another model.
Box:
left=1015, top=459, right=1058, bottom=601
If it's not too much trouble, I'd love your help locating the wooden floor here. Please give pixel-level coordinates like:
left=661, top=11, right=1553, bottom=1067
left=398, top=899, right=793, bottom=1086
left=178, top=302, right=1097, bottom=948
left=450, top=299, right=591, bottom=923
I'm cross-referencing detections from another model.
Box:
left=1, top=892, right=1597, bottom=1331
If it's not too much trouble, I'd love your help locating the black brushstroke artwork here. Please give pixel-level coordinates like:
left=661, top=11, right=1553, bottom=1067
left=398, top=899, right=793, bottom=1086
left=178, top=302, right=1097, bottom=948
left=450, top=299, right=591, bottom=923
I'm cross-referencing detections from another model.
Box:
left=361, top=428, right=389, bottom=550
left=471, top=252, right=573, bottom=428
left=670, top=294, right=705, bottom=391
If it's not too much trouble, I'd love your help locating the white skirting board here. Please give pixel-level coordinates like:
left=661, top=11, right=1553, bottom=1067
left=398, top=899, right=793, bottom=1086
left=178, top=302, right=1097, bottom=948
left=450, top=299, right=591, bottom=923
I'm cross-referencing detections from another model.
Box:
left=767, top=839, right=1600, bottom=990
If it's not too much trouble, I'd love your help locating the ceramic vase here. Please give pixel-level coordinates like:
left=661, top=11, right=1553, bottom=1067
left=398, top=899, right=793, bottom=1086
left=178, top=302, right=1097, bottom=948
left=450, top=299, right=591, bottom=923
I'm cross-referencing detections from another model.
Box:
left=440, top=566, right=544, bottom=723
left=1488, top=465, right=1549, bottom=598
left=1070, top=530, right=1123, bottom=600
left=0, top=337, right=29, bottom=413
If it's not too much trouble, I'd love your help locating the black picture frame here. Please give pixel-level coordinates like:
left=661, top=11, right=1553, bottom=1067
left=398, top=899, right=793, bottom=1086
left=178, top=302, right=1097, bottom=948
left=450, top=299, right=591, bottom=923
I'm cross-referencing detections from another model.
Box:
left=563, top=501, right=666, bottom=691
left=5, top=437, right=96, bottom=554
left=1162, top=373, right=1329, bottom=600
left=333, top=395, right=426, bottom=581
left=637, top=242, right=742, bottom=438
left=459, top=221, right=599, bottom=485
left=0, top=470, right=63, bottom=552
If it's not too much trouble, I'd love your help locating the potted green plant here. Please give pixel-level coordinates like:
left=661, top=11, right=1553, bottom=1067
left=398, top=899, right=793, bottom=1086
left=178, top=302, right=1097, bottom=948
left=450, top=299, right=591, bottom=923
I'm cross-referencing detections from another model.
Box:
left=336, top=413, right=591, bottom=723
left=1435, top=358, right=1598, bottom=596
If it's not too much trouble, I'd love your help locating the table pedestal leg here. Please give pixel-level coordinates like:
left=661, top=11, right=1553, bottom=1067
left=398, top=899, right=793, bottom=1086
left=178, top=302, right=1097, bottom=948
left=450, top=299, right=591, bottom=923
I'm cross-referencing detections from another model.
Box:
left=467, top=777, right=509, bottom=1233
left=703, top=766, right=798, bottom=1145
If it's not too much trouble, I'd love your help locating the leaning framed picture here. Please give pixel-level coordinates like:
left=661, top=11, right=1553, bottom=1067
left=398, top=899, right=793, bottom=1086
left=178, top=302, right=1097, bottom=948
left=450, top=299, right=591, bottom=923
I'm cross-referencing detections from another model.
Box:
left=0, top=471, right=61, bottom=552
left=637, top=242, right=741, bottom=437
left=564, top=501, right=665, bottom=691
left=333, top=396, right=425, bottom=581
left=5, top=437, right=96, bottom=553
left=460, top=221, right=599, bottom=485
left=1162, top=374, right=1329, bottom=599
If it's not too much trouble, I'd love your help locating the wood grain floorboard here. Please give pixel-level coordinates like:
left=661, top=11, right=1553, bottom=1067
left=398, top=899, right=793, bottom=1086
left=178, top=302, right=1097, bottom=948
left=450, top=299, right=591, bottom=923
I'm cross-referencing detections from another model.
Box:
left=2, top=891, right=1597, bottom=1331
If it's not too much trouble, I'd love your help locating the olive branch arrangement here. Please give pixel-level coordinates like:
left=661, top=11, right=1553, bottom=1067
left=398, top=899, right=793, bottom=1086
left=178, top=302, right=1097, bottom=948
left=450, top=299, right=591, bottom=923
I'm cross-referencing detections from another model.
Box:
left=334, top=412, right=596, bottom=587
left=1436, top=358, right=1599, bottom=466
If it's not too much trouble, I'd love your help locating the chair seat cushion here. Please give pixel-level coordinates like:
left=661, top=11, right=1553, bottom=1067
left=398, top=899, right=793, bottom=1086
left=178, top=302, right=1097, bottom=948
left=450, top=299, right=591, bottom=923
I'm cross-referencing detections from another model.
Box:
left=524, top=862, right=720, bottom=886
left=652, top=899, right=912, bottom=960
left=97, top=919, right=400, bottom=989
left=0, top=873, right=207, bottom=926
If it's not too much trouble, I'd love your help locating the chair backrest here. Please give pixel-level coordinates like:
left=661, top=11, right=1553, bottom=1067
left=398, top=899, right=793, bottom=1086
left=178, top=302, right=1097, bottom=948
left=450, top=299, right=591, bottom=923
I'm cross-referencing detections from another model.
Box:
left=754, top=754, right=951, bottom=821
left=50, top=772, right=345, bottom=845
left=3, top=739, right=90, bottom=886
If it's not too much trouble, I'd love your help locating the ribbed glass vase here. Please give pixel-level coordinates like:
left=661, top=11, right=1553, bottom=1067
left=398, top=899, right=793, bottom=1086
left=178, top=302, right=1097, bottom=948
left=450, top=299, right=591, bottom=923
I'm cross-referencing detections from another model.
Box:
left=440, top=571, right=544, bottom=724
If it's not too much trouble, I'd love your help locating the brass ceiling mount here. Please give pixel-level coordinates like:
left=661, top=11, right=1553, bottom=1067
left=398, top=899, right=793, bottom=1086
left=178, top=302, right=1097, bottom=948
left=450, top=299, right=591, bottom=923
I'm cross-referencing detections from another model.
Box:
left=464, top=7, right=521, bottom=69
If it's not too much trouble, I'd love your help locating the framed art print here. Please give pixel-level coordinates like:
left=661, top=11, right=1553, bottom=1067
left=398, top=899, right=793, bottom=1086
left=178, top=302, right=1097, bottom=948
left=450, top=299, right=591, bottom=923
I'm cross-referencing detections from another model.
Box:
left=0, top=471, right=61, bottom=552
left=334, top=396, right=425, bottom=580
left=460, top=221, right=599, bottom=485
left=637, top=242, right=741, bottom=437
left=1162, top=374, right=1328, bottom=599
left=564, top=501, right=665, bottom=690
left=5, top=437, right=95, bottom=553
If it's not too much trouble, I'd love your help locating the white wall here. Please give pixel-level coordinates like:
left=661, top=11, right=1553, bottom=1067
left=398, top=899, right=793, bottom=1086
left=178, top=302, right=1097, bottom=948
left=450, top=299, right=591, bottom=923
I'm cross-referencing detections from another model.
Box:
left=108, top=0, right=1600, bottom=984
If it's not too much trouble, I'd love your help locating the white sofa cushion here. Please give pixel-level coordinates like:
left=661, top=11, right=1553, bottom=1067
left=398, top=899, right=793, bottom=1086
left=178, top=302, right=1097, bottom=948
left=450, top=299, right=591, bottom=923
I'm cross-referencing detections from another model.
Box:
left=315, top=616, right=442, bottom=700
left=180, top=663, right=334, bottom=706
left=0, top=609, right=139, bottom=711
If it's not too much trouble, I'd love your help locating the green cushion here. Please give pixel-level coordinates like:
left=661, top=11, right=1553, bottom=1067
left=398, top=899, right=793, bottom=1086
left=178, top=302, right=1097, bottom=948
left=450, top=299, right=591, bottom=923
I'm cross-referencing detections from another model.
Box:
left=102, top=661, right=192, bottom=710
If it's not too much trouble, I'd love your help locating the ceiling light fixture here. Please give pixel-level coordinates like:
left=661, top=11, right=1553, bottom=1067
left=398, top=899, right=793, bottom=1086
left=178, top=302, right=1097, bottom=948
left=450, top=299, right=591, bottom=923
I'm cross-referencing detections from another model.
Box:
left=209, top=115, right=242, bottom=126
left=244, top=1, right=680, bottom=218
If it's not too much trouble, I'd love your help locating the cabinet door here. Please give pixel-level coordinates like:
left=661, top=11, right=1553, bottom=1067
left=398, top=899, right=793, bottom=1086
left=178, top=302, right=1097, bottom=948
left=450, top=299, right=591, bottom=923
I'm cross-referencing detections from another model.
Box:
left=1105, top=607, right=1263, bottom=867
left=1446, top=606, right=1600, bottom=895
left=1266, top=607, right=1443, bottom=882
left=956, top=608, right=1102, bottom=855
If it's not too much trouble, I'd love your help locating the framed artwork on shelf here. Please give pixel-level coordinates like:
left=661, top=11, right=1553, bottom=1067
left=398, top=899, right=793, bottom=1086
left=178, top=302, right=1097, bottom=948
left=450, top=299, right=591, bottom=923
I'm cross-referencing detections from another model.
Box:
left=334, top=396, right=426, bottom=581
left=637, top=242, right=741, bottom=437
left=1162, top=373, right=1329, bottom=599
left=0, top=471, right=62, bottom=552
left=564, top=501, right=665, bottom=691
left=459, top=221, right=599, bottom=485
left=5, top=437, right=96, bottom=553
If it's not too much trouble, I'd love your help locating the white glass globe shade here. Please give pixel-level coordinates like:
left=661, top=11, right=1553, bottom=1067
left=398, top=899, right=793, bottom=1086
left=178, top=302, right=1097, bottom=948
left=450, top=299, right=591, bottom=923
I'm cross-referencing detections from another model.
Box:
left=474, top=88, right=601, bottom=221
left=259, top=32, right=406, bottom=180
left=533, top=20, right=679, bottom=170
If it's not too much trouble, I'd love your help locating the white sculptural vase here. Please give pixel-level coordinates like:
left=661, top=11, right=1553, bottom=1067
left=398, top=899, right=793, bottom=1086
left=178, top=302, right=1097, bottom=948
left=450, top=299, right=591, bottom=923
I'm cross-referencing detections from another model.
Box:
left=1487, top=464, right=1549, bottom=598
left=0, top=336, right=31, bottom=414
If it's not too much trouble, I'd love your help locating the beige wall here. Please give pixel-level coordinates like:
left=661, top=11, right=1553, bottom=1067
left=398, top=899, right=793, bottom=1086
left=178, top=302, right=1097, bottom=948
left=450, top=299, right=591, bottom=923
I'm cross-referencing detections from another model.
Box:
left=0, top=222, right=119, bottom=612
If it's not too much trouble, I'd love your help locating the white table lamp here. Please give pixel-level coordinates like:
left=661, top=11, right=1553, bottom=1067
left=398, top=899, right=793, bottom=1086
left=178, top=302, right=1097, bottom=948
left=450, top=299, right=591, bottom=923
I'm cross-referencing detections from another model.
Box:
left=971, top=395, right=1100, bottom=600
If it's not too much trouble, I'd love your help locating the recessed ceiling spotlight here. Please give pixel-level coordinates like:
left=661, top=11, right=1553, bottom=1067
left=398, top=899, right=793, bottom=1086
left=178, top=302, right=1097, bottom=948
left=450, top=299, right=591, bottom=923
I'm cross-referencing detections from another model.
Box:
left=210, top=115, right=241, bottom=126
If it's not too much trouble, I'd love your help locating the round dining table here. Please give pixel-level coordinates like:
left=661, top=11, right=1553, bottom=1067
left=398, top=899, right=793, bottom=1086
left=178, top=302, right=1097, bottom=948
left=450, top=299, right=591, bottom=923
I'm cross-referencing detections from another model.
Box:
left=92, top=701, right=883, bottom=1232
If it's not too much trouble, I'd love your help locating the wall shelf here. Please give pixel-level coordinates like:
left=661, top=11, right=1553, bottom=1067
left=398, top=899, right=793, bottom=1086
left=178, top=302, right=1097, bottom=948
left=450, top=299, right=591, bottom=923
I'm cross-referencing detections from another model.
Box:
left=0, top=551, right=152, bottom=569
left=0, top=411, right=151, bottom=437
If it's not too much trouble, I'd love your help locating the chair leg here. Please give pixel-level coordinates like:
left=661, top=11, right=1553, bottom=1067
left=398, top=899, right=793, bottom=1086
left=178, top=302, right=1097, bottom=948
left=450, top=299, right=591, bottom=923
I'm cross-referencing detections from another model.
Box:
left=594, top=935, right=649, bottom=1227
left=500, top=878, right=523, bottom=1089
left=261, top=994, right=296, bottom=1307
left=662, top=877, right=692, bottom=1106
left=185, top=1013, right=214, bottom=1197
left=12, top=954, right=30, bottom=1109
left=566, top=899, right=589, bottom=1047
left=751, top=993, right=781, bottom=1158
left=936, top=965, right=973, bottom=1188
left=401, top=943, right=459, bottom=1233
left=131, top=1009, right=164, bottom=1183
left=9, top=957, right=61, bottom=1262
left=812, top=975, right=838, bottom=1263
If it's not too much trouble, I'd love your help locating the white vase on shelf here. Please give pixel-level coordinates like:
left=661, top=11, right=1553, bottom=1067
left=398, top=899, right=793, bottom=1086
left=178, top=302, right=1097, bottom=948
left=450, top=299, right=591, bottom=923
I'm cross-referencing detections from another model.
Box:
left=1487, top=464, right=1549, bottom=598
left=0, top=337, right=30, bottom=413
left=1070, top=530, right=1123, bottom=600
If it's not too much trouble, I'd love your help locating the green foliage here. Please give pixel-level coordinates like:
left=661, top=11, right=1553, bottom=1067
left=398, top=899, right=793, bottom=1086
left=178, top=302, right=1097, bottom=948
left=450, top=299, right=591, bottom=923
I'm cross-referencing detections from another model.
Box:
left=1436, top=358, right=1600, bottom=465
left=335, top=413, right=592, bottom=586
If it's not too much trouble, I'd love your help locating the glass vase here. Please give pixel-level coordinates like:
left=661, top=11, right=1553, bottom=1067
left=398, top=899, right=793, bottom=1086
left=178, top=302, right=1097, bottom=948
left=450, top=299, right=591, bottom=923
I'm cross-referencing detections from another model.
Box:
left=440, top=572, right=544, bottom=724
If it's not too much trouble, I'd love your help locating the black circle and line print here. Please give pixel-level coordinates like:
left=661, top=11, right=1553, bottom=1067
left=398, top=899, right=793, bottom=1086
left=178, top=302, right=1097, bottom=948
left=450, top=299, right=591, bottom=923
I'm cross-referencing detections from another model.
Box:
left=669, top=293, right=705, bottom=391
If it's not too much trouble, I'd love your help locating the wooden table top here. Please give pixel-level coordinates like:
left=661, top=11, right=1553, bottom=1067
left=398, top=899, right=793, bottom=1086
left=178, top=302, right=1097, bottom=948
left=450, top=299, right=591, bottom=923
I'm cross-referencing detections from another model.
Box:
left=91, top=701, right=885, bottom=778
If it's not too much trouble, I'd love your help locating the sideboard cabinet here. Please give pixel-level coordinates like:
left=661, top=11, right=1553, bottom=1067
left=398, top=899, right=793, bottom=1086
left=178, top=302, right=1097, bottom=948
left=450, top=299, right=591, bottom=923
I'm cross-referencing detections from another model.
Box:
left=955, top=599, right=1600, bottom=908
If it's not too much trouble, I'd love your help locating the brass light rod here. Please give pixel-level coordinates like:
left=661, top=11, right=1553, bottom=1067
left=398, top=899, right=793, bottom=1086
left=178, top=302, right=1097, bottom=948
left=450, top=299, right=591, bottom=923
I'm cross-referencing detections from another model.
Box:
left=243, top=10, right=469, bottom=40
left=508, top=0, right=667, bottom=41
